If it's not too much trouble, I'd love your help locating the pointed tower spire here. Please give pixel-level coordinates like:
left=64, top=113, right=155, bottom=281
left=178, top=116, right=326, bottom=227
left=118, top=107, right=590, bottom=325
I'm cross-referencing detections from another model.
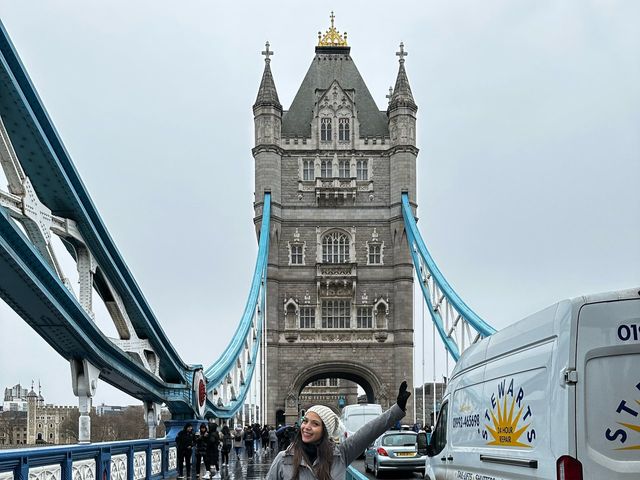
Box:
left=388, top=42, right=417, bottom=112
left=254, top=42, right=282, bottom=111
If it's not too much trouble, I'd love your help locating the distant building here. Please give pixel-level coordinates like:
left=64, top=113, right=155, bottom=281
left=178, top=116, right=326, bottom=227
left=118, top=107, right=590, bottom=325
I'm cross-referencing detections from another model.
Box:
left=414, top=382, right=446, bottom=428
left=299, top=378, right=358, bottom=412
left=95, top=404, right=127, bottom=416
left=0, top=382, right=78, bottom=446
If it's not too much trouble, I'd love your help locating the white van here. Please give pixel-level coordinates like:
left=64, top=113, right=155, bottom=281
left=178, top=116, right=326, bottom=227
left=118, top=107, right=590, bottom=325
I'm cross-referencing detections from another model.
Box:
left=418, top=288, right=640, bottom=480
left=341, top=403, right=383, bottom=440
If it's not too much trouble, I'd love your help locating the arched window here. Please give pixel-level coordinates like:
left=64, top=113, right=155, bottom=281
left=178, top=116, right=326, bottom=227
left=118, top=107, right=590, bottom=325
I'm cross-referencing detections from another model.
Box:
left=338, top=118, right=350, bottom=141
left=321, top=118, right=332, bottom=141
left=356, top=159, right=368, bottom=180
left=321, top=159, right=332, bottom=178
left=322, top=232, right=350, bottom=263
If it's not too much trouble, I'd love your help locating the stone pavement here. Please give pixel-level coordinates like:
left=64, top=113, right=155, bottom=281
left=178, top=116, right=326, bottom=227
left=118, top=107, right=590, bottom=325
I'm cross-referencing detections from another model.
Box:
left=189, top=449, right=275, bottom=480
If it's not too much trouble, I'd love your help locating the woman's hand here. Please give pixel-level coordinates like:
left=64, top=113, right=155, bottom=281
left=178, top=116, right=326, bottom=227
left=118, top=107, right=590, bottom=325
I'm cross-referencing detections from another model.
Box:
left=396, top=381, right=411, bottom=411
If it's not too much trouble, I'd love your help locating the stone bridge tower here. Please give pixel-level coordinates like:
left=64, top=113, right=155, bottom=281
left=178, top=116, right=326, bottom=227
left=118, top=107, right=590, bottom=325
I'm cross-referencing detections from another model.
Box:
left=252, top=16, right=418, bottom=425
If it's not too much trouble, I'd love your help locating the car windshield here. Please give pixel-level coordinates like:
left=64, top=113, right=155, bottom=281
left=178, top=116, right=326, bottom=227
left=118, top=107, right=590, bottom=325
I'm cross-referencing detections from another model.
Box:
left=381, top=433, right=417, bottom=447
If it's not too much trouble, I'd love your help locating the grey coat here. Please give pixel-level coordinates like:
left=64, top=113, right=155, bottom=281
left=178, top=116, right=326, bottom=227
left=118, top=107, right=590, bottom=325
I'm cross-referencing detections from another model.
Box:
left=266, top=404, right=405, bottom=480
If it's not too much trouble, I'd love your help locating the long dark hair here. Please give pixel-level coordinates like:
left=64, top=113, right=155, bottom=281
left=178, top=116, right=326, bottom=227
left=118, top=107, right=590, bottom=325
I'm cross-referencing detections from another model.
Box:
left=290, top=427, right=335, bottom=480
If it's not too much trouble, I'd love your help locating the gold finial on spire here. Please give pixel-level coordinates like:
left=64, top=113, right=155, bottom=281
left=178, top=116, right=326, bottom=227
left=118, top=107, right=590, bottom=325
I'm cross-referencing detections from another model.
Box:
left=318, top=12, right=348, bottom=47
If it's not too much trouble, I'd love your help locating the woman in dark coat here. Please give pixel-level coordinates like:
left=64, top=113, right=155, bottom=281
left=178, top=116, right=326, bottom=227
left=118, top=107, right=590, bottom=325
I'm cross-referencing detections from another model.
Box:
left=175, top=423, right=194, bottom=479
left=206, top=423, right=220, bottom=475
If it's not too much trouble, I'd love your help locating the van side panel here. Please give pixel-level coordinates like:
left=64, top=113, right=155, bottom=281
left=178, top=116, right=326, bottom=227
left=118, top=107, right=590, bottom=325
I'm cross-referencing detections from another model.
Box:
left=449, top=339, right=557, bottom=479
left=576, top=298, right=640, bottom=479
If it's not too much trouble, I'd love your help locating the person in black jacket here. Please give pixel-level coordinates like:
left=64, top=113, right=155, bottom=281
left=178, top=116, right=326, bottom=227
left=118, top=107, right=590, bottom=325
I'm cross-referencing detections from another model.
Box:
left=195, top=424, right=209, bottom=478
left=176, top=423, right=194, bottom=479
left=244, top=425, right=255, bottom=458
left=206, top=423, right=220, bottom=475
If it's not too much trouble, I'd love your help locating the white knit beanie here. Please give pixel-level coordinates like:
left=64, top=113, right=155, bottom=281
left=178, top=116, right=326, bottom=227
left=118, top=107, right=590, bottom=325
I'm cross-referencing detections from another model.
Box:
left=306, top=405, right=340, bottom=437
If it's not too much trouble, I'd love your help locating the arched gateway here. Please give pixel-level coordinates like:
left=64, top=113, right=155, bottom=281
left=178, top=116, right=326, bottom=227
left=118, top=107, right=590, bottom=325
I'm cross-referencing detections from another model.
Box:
left=252, top=16, right=418, bottom=425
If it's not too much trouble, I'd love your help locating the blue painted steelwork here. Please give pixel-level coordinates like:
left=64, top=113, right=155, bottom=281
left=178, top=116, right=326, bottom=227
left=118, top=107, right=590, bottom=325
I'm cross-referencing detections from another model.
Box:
left=204, top=194, right=270, bottom=418
left=0, top=19, right=199, bottom=415
left=402, top=193, right=496, bottom=360
left=0, top=439, right=177, bottom=480
left=345, top=465, right=369, bottom=480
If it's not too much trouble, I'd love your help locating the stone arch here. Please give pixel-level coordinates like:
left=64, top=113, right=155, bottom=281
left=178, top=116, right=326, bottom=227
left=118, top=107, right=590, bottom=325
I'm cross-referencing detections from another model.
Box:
left=288, top=361, right=389, bottom=408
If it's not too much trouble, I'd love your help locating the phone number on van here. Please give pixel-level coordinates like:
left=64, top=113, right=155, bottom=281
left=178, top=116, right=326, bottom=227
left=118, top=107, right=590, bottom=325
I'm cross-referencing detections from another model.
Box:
left=452, top=414, right=480, bottom=428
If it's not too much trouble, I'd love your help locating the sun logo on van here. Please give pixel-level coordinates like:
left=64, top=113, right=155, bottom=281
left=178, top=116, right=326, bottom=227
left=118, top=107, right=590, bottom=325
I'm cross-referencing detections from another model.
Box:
left=482, top=378, right=536, bottom=448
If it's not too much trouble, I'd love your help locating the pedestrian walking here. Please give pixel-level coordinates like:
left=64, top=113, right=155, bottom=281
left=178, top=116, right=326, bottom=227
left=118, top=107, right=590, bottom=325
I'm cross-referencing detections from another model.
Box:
left=195, top=424, right=210, bottom=478
left=176, top=423, right=195, bottom=479
left=206, top=423, right=220, bottom=477
left=261, top=425, right=270, bottom=454
left=220, top=425, right=232, bottom=466
left=232, top=425, right=244, bottom=460
left=266, top=381, right=411, bottom=480
left=244, top=425, right=255, bottom=458
left=268, top=426, right=278, bottom=452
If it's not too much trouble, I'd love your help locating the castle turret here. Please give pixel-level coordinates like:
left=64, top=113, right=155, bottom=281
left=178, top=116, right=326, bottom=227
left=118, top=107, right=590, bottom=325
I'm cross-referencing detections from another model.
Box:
left=253, top=41, right=283, bottom=211
left=388, top=42, right=418, bottom=205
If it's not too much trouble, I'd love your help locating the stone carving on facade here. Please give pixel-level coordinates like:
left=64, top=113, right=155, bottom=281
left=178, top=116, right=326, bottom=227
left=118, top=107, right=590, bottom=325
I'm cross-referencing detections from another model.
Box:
left=71, top=460, right=96, bottom=480
left=286, top=393, right=297, bottom=408
left=110, top=454, right=127, bottom=480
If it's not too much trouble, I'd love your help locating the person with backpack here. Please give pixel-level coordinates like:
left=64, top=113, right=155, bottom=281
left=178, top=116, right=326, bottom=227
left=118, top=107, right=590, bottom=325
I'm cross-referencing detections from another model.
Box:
left=220, top=425, right=232, bottom=466
left=175, top=423, right=194, bottom=479
left=244, top=425, right=255, bottom=458
left=232, top=425, right=244, bottom=460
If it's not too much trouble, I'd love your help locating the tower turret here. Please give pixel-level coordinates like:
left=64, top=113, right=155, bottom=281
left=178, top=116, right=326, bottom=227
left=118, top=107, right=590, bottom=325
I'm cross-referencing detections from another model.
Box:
left=388, top=42, right=417, bottom=146
left=388, top=42, right=418, bottom=206
left=253, top=41, right=283, bottom=211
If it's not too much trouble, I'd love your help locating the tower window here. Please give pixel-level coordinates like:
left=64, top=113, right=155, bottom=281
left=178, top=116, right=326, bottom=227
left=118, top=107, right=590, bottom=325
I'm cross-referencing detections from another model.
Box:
left=303, top=160, right=314, bottom=180
left=368, top=244, right=382, bottom=264
left=321, top=118, right=332, bottom=141
left=339, top=160, right=350, bottom=178
left=357, top=307, right=373, bottom=328
left=321, top=159, right=332, bottom=178
left=300, top=307, right=315, bottom=328
left=357, top=159, right=368, bottom=180
left=290, top=245, right=303, bottom=265
left=338, top=118, right=350, bottom=141
left=322, top=300, right=351, bottom=328
left=322, top=232, right=350, bottom=263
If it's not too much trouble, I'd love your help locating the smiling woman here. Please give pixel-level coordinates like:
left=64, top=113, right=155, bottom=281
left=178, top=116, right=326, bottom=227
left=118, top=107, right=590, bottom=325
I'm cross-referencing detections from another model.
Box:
left=267, top=382, right=411, bottom=480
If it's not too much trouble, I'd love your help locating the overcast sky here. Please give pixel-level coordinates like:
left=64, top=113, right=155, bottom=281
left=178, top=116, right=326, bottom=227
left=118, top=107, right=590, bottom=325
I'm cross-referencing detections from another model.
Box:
left=0, top=1, right=638, bottom=409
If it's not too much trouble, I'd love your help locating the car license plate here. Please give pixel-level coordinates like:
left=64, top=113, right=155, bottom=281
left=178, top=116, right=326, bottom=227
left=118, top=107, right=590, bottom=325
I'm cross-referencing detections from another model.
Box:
left=397, top=452, right=415, bottom=457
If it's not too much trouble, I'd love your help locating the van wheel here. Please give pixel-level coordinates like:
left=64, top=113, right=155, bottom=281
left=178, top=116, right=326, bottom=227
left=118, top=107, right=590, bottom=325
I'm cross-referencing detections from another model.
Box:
left=364, top=461, right=371, bottom=473
left=373, top=460, right=381, bottom=478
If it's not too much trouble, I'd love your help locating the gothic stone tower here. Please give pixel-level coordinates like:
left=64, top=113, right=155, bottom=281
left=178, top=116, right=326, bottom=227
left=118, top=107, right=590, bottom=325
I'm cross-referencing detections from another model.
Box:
left=253, top=17, right=418, bottom=425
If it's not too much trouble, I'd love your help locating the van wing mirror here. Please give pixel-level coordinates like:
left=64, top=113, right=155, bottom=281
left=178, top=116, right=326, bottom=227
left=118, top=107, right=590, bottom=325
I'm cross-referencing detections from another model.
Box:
left=416, top=432, right=428, bottom=456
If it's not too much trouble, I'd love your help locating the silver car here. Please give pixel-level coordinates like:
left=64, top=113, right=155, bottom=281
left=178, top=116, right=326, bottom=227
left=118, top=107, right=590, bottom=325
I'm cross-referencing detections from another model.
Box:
left=364, top=430, right=426, bottom=477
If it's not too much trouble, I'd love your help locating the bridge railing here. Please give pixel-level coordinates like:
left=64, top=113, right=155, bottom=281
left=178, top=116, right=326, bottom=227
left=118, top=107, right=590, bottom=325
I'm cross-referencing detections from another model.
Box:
left=0, top=439, right=177, bottom=480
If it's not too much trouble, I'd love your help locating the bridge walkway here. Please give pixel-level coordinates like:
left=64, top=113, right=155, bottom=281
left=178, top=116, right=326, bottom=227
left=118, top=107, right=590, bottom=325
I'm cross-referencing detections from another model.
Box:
left=185, top=451, right=420, bottom=479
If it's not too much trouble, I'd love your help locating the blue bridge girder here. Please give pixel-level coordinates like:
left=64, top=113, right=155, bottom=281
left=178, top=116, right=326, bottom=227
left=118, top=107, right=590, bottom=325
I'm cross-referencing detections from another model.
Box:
left=0, top=20, right=198, bottom=414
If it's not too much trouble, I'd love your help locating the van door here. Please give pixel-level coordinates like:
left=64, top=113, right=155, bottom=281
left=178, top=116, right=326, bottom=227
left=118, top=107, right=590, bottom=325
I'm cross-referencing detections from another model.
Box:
left=426, top=400, right=452, bottom=480
left=576, top=297, right=640, bottom=479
